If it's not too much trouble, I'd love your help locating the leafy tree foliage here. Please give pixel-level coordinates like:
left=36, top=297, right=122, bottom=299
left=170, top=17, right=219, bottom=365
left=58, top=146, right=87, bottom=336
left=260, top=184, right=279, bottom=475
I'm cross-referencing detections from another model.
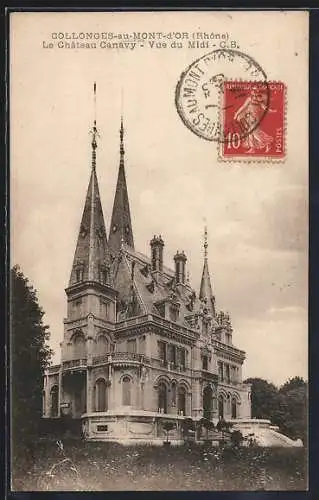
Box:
left=244, top=376, right=308, bottom=443
left=11, top=265, right=53, bottom=448
left=274, top=378, right=308, bottom=442
left=244, top=378, right=278, bottom=419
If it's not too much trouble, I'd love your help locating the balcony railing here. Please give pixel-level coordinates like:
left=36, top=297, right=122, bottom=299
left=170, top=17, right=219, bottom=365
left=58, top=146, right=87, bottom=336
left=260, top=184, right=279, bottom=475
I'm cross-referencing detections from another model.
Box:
left=151, top=358, right=188, bottom=373
left=62, top=358, right=87, bottom=370
left=116, top=313, right=198, bottom=340
left=92, top=352, right=148, bottom=366
left=47, top=364, right=60, bottom=374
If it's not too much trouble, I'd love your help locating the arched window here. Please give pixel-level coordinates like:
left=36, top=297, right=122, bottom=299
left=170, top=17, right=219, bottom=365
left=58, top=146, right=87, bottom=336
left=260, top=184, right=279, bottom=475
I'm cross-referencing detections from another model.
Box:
left=203, top=386, right=213, bottom=420
left=178, top=386, right=186, bottom=415
left=122, top=376, right=131, bottom=406
left=231, top=398, right=237, bottom=419
left=96, top=335, right=109, bottom=354
left=95, top=378, right=107, bottom=412
left=50, top=385, right=59, bottom=417
left=73, top=333, right=85, bottom=359
left=218, top=395, right=224, bottom=419
left=171, top=382, right=177, bottom=407
left=158, top=382, right=168, bottom=413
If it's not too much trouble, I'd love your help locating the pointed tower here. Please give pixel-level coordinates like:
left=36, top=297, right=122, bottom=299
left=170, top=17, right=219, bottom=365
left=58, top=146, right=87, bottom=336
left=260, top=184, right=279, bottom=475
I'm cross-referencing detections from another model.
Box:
left=108, top=117, right=134, bottom=253
left=199, top=226, right=216, bottom=316
left=62, top=83, right=117, bottom=365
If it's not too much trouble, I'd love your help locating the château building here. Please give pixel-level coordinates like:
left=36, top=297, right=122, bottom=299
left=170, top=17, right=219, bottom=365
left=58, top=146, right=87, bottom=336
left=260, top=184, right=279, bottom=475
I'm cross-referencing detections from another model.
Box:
left=43, top=109, right=251, bottom=443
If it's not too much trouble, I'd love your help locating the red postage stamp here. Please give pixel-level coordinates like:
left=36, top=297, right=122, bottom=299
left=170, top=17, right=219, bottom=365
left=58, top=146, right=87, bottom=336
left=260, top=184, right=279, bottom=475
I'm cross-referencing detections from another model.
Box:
left=220, top=81, right=286, bottom=161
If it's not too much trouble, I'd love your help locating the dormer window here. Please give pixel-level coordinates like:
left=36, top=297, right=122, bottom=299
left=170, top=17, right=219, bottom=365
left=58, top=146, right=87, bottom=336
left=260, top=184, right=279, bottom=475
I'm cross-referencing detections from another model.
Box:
left=169, top=304, right=179, bottom=322
left=226, top=333, right=232, bottom=345
left=202, top=321, right=209, bottom=335
left=99, top=264, right=110, bottom=284
left=74, top=263, right=84, bottom=282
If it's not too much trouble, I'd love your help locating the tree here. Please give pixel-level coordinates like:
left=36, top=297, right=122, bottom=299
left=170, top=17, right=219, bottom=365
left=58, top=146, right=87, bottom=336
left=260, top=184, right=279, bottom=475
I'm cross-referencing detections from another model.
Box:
left=273, top=378, right=307, bottom=443
left=162, top=421, right=175, bottom=443
left=198, top=417, right=215, bottom=441
left=230, top=430, right=243, bottom=448
left=11, top=265, right=53, bottom=450
left=244, top=376, right=308, bottom=444
left=244, top=377, right=278, bottom=419
left=182, top=417, right=195, bottom=440
left=279, top=376, right=307, bottom=394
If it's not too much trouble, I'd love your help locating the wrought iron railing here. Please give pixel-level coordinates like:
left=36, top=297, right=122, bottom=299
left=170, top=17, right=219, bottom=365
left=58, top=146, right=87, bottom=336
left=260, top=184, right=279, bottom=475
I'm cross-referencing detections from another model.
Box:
left=62, top=358, right=87, bottom=370
left=92, top=352, right=148, bottom=365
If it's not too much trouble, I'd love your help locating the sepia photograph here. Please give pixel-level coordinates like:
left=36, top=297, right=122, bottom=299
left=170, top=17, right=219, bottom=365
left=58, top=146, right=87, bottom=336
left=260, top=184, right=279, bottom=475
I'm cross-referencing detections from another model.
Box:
left=10, top=10, right=308, bottom=491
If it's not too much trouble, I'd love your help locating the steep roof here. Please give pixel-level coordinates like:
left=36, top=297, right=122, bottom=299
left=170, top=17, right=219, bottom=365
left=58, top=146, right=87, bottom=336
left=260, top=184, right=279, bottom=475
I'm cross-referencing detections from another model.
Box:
left=114, top=245, right=203, bottom=328
left=69, top=125, right=112, bottom=287
left=108, top=118, right=134, bottom=253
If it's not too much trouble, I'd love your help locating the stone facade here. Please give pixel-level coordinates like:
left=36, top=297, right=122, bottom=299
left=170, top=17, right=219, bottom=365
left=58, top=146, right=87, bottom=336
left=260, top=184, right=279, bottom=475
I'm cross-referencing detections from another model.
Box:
left=43, top=117, right=251, bottom=443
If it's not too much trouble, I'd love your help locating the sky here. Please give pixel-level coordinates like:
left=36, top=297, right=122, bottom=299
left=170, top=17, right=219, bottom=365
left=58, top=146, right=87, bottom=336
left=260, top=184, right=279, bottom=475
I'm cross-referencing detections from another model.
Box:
left=10, top=11, right=308, bottom=386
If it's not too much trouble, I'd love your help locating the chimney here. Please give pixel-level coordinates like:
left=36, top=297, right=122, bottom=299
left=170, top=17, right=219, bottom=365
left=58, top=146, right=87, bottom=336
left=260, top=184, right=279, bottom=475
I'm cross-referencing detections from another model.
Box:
left=174, top=251, right=187, bottom=284
left=150, top=235, right=164, bottom=272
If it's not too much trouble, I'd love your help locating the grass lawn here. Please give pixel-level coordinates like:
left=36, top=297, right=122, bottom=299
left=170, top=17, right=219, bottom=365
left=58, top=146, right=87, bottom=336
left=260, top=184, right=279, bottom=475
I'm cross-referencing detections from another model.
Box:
left=11, top=438, right=307, bottom=491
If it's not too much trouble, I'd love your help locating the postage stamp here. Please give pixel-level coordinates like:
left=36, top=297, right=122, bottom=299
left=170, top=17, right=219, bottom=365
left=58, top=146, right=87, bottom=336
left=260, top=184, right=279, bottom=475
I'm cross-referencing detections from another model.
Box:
left=175, top=49, right=286, bottom=162
left=175, top=49, right=270, bottom=143
left=219, top=81, right=286, bottom=161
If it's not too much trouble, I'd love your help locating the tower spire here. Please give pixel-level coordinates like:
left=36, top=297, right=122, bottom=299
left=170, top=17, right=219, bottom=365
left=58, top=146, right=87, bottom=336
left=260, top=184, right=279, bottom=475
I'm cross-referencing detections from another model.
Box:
left=68, top=83, right=112, bottom=287
left=90, top=82, right=99, bottom=170
left=199, top=226, right=216, bottom=316
left=204, top=225, right=208, bottom=258
left=109, top=116, right=135, bottom=253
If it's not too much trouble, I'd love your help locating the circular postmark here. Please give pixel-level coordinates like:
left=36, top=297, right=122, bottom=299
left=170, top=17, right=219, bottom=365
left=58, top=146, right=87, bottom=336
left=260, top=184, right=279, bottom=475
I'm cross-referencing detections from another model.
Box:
left=175, top=49, right=270, bottom=143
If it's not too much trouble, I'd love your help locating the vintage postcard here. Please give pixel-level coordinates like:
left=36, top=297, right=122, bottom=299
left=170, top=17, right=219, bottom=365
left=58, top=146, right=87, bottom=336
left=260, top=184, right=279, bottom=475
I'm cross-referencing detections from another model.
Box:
left=10, top=11, right=308, bottom=491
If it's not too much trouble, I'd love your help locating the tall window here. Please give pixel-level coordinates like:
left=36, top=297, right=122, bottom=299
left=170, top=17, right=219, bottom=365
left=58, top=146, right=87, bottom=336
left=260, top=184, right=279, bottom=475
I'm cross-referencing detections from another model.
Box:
left=218, top=362, right=224, bottom=382
left=168, top=345, right=176, bottom=366
left=95, top=378, right=107, bottom=412
left=100, top=300, right=109, bottom=318
left=177, top=347, right=186, bottom=370
left=50, top=385, right=59, bottom=417
left=122, top=376, right=131, bottom=406
left=139, top=336, right=146, bottom=354
left=202, top=355, right=208, bottom=371
left=218, top=395, right=224, bottom=419
left=158, top=341, right=167, bottom=364
left=225, top=364, right=230, bottom=384
left=127, top=339, right=137, bottom=353
left=73, top=299, right=83, bottom=318
left=158, top=382, right=168, bottom=413
left=171, top=382, right=176, bottom=407
left=178, top=386, right=186, bottom=415
left=73, top=334, right=85, bottom=359
left=231, top=398, right=237, bottom=419
left=96, top=335, right=108, bottom=354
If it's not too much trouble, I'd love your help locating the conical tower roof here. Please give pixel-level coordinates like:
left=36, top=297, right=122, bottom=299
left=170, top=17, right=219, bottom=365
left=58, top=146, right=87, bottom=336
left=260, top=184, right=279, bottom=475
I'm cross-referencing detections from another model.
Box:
left=109, top=117, right=134, bottom=253
left=69, top=103, right=112, bottom=287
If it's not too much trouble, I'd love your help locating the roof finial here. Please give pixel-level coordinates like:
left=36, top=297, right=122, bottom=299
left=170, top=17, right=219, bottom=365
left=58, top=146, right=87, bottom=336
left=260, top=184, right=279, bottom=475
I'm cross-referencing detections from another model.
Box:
left=120, top=115, right=125, bottom=164
left=90, top=82, right=99, bottom=169
left=204, top=225, right=208, bottom=259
